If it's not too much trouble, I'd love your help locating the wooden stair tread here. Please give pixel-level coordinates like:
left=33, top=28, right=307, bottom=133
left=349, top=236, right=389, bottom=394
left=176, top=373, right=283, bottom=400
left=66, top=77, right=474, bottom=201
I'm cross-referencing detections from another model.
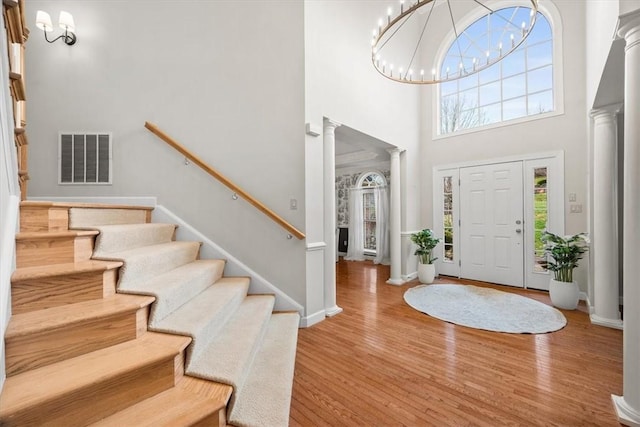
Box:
left=0, top=332, right=191, bottom=416
left=16, top=230, right=100, bottom=240
left=20, top=200, right=154, bottom=211
left=90, top=384, right=224, bottom=426
left=179, top=376, right=233, bottom=405
left=6, top=294, right=155, bottom=338
left=11, top=260, right=123, bottom=282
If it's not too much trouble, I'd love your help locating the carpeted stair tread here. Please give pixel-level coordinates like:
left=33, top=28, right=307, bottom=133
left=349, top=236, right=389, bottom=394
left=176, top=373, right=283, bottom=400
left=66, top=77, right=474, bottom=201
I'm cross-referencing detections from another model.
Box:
left=90, top=385, right=224, bottom=427
left=5, top=294, right=155, bottom=338
left=151, top=277, right=250, bottom=362
left=186, top=295, right=275, bottom=389
left=69, top=207, right=149, bottom=228
left=94, top=241, right=201, bottom=287
left=228, top=312, right=300, bottom=427
left=0, top=332, right=191, bottom=421
left=118, top=260, right=227, bottom=324
left=91, top=223, right=177, bottom=255
left=11, top=260, right=123, bottom=282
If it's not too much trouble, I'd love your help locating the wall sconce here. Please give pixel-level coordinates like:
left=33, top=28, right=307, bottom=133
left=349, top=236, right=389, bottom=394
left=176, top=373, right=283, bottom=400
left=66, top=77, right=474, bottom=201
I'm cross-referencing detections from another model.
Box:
left=35, top=10, right=77, bottom=46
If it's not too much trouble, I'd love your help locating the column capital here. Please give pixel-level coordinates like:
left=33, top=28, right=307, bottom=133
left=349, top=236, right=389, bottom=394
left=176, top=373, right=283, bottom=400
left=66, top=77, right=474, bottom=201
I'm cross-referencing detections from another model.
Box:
left=589, top=103, right=623, bottom=125
left=590, top=103, right=623, bottom=120
left=386, top=147, right=404, bottom=157
left=618, top=9, right=640, bottom=49
left=323, top=118, right=341, bottom=132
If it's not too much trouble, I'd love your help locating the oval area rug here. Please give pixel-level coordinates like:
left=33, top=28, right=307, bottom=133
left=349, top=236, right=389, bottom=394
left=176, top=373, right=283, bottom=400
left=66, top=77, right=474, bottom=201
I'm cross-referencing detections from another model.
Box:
left=403, top=284, right=567, bottom=334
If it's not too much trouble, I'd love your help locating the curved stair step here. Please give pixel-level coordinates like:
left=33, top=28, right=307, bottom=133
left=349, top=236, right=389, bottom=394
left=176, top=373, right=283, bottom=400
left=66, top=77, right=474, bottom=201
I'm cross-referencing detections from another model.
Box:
left=90, top=383, right=225, bottom=427
left=5, top=294, right=155, bottom=376
left=152, top=276, right=251, bottom=363
left=94, top=241, right=201, bottom=287
left=228, top=312, right=300, bottom=427
left=118, top=259, right=226, bottom=324
left=91, top=223, right=177, bottom=255
left=16, top=230, right=99, bottom=268
left=10, top=260, right=123, bottom=314
left=0, top=332, right=191, bottom=426
left=186, top=295, right=274, bottom=389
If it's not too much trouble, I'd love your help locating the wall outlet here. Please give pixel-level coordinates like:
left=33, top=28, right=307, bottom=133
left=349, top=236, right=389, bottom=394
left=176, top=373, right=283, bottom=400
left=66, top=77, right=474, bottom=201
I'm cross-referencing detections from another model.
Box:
left=569, top=193, right=577, bottom=202
left=570, top=204, right=582, bottom=213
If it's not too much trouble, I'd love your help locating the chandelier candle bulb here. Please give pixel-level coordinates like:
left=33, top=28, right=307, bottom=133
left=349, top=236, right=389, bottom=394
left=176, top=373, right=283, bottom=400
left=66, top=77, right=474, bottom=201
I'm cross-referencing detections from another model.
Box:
left=370, top=0, right=538, bottom=85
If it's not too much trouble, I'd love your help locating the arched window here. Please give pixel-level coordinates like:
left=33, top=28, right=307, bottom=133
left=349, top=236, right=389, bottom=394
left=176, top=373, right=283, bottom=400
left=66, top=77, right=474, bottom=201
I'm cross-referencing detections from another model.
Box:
left=437, top=5, right=558, bottom=136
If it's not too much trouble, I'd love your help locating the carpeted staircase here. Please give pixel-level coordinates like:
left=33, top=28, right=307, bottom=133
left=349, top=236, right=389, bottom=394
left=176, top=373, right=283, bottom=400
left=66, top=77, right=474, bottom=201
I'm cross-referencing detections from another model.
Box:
left=0, top=201, right=299, bottom=426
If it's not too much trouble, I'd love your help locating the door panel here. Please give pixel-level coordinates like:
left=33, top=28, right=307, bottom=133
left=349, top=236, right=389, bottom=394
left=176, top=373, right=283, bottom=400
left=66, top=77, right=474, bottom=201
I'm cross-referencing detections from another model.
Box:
left=460, top=162, right=524, bottom=287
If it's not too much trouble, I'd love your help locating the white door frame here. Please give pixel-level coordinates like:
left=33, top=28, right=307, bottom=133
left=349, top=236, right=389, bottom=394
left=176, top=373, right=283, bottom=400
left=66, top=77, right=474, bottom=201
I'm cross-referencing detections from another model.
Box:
left=432, top=151, right=564, bottom=290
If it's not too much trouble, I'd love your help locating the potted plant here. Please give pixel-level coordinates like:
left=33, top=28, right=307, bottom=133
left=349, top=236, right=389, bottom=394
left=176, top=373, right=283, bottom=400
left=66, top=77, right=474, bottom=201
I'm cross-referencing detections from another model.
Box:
left=541, top=231, right=589, bottom=310
left=411, top=229, right=441, bottom=284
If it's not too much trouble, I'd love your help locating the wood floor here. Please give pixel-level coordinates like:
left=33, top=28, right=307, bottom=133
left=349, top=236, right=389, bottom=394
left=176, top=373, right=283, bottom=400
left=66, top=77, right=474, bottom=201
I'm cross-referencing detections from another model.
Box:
left=290, top=260, right=623, bottom=426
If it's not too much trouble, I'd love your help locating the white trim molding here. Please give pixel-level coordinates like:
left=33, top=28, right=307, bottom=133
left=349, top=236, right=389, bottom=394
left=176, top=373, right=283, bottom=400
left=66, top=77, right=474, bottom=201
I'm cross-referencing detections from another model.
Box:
left=300, top=309, right=326, bottom=328
left=306, top=241, right=327, bottom=251
left=153, top=205, right=303, bottom=313
left=612, top=395, right=640, bottom=427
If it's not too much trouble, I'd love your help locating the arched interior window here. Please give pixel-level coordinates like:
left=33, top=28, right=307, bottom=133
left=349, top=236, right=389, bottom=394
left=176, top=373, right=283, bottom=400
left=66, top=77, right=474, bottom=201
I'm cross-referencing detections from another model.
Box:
left=357, top=172, right=386, bottom=253
left=438, top=6, right=554, bottom=135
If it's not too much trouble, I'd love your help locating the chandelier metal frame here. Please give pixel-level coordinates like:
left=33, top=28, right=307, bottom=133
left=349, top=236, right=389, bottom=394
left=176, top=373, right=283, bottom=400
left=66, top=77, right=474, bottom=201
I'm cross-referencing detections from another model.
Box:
left=371, top=0, right=539, bottom=84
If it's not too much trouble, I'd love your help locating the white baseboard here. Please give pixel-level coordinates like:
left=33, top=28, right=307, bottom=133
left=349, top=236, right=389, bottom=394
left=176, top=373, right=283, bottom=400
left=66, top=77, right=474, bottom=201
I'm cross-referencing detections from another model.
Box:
left=402, top=272, right=418, bottom=282
left=612, top=395, right=640, bottom=426
left=590, top=314, right=623, bottom=330
left=27, top=196, right=157, bottom=207
left=26, top=196, right=304, bottom=315
left=0, top=194, right=19, bottom=393
left=153, top=205, right=303, bottom=314
left=300, top=309, right=326, bottom=328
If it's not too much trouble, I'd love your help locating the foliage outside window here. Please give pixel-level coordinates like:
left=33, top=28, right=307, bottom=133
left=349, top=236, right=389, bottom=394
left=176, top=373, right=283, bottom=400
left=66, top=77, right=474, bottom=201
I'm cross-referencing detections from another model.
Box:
left=439, top=7, right=554, bottom=135
left=533, top=167, right=548, bottom=272
left=443, top=176, right=454, bottom=262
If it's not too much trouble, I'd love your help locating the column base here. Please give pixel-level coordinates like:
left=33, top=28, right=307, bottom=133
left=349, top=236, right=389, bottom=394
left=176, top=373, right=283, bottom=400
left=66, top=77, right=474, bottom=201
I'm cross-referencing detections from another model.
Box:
left=612, top=395, right=640, bottom=426
left=590, top=314, right=624, bottom=330
left=386, top=278, right=405, bottom=286
left=325, top=305, right=343, bottom=317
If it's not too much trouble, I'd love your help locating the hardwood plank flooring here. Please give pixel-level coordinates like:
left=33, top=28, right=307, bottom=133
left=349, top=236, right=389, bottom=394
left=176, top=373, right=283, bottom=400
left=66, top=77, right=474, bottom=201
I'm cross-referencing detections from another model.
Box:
left=290, top=260, right=623, bottom=426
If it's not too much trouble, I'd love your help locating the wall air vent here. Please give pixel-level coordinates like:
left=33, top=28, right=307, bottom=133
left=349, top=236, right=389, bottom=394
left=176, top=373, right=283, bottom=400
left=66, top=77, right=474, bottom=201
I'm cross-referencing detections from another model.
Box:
left=59, top=133, right=112, bottom=184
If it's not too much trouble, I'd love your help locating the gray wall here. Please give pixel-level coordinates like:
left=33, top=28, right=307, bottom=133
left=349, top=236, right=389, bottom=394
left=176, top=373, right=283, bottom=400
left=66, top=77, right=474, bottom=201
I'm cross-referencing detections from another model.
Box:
left=25, top=1, right=307, bottom=305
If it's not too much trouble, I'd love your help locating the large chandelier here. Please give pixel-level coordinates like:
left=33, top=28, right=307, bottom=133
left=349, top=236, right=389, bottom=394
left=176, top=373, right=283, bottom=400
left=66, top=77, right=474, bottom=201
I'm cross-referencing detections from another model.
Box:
left=371, top=0, right=539, bottom=84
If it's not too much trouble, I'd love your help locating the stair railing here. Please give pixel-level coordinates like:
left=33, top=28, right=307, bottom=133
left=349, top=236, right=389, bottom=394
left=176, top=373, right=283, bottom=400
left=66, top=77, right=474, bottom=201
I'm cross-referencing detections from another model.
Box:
left=145, top=122, right=305, bottom=240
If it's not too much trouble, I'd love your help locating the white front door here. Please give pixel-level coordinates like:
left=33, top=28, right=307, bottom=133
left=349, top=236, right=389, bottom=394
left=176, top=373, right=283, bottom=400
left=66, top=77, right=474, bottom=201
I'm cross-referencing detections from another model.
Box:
left=460, top=162, right=524, bottom=287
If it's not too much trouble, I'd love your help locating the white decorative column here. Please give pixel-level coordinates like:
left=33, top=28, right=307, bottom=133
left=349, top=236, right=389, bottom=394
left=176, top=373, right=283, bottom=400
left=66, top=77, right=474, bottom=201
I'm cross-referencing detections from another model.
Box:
left=387, top=148, right=404, bottom=285
left=323, top=119, right=342, bottom=317
left=590, top=105, right=623, bottom=329
left=613, top=11, right=640, bottom=427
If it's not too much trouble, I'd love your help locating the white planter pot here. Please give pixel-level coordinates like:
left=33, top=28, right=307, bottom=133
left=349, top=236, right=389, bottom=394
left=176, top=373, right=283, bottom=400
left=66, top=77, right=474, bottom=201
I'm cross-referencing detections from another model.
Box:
left=549, top=278, right=579, bottom=310
left=418, top=263, right=436, bottom=284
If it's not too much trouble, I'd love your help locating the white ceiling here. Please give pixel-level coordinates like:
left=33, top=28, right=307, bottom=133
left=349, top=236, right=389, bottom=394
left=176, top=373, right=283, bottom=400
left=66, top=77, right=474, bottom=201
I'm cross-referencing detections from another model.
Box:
left=334, top=125, right=393, bottom=170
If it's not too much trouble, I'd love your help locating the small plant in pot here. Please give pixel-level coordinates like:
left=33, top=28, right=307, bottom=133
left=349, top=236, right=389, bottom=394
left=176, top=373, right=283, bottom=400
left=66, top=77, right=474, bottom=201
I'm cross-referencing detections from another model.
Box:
left=541, top=231, right=589, bottom=310
left=411, top=229, right=441, bottom=284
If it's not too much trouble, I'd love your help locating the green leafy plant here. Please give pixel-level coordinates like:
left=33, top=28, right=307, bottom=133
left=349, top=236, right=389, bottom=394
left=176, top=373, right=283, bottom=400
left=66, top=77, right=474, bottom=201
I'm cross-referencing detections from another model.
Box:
left=541, top=231, right=589, bottom=283
left=410, top=229, right=441, bottom=264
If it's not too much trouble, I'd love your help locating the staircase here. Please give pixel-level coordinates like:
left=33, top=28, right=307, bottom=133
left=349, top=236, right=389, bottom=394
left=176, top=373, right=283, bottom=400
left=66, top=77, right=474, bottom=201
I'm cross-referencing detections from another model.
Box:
left=0, top=201, right=299, bottom=426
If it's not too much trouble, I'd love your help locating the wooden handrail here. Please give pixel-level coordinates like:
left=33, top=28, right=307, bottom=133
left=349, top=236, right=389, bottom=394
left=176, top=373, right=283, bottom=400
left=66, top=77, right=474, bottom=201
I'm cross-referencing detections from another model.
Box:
left=145, top=122, right=305, bottom=240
